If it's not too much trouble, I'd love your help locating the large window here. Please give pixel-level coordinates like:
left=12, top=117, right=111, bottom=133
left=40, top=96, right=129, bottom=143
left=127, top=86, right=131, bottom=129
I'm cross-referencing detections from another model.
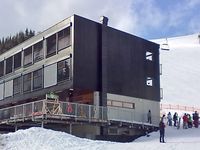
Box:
left=33, top=69, right=43, bottom=90
left=13, top=77, right=21, bottom=95
left=47, top=34, right=56, bottom=57
left=0, top=61, right=4, bottom=77
left=14, top=52, right=22, bottom=69
left=57, top=59, right=70, bottom=82
left=24, top=47, right=32, bottom=66
left=6, top=57, right=13, bottom=74
left=23, top=73, right=32, bottom=92
left=33, top=41, right=44, bottom=62
left=58, top=28, right=70, bottom=51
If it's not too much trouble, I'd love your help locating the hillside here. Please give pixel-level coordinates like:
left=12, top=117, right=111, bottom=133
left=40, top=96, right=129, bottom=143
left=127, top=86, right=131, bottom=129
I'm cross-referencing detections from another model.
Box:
left=153, top=34, right=200, bottom=107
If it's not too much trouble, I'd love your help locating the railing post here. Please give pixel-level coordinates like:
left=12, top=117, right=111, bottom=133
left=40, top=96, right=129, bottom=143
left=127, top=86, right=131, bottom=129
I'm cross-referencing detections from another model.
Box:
left=89, top=105, right=91, bottom=122
left=23, top=104, right=25, bottom=121
left=32, top=102, right=34, bottom=121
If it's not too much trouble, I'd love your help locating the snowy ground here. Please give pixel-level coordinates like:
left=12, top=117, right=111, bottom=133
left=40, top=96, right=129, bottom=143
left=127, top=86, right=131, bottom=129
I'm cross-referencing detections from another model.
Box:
left=0, top=124, right=200, bottom=150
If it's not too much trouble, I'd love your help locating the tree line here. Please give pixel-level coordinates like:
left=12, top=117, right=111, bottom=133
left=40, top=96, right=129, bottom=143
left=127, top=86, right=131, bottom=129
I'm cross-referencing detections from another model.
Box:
left=0, top=28, right=35, bottom=54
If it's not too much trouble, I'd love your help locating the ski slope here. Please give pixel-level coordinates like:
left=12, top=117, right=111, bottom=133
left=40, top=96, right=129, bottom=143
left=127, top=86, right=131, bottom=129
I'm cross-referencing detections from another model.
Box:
left=0, top=125, right=200, bottom=150
left=152, top=33, right=200, bottom=107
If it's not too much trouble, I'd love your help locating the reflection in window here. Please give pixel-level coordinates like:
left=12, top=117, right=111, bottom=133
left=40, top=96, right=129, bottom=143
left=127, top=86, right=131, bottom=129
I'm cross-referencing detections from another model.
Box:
left=57, top=59, right=70, bottom=82
left=58, top=28, right=70, bottom=51
left=13, top=77, right=21, bottom=95
left=47, top=34, right=56, bottom=56
left=6, top=57, right=13, bottom=74
left=0, top=61, right=4, bottom=77
left=146, top=77, right=153, bottom=87
left=24, top=47, right=32, bottom=66
left=23, top=73, right=32, bottom=92
left=33, top=69, right=43, bottom=90
left=146, top=51, right=153, bottom=61
left=33, top=41, right=44, bottom=62
left=14, top=52, right=22, bottom=69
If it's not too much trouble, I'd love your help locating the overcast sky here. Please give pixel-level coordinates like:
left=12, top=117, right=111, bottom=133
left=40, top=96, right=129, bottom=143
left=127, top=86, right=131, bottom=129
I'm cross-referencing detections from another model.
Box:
left=0, top=0, right=200, bottom=39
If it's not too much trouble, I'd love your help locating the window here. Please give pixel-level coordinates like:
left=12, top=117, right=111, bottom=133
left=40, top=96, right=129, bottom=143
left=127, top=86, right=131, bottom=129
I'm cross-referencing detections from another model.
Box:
left=57, top=59, right=70, bottom=82
left=33, top=69, right=43, bottom=90
left=146, top=51, right=153, bottom=61
left=47, top=34, right=56, bottom=56
left=146, top=77, right=153, bottom=86
left=58, top=28, right=70, bottom=51
left=14, top=52, right=22, bottom=69
left=24, top=47, right=32, bottom=66
left=33, top=41, right=44, bottom=62
left=6, top=57, right=13, bottom=74
left=13, top=77, right=21, bottom=95
left=0, top=61, right=4, bottom=77
left=23, top=73, right=32, bottom=92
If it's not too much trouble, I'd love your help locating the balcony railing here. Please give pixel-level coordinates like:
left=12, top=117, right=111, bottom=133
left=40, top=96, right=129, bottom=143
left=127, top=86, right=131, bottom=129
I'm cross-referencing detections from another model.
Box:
left=0, top=100, right=159, bottom=126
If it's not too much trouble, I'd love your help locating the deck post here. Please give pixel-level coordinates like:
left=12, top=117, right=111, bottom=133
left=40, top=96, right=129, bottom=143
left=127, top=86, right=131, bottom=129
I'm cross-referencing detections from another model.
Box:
left=69, top=123, right=72, bottom=134
left=15, top=124, right=18, bottom=132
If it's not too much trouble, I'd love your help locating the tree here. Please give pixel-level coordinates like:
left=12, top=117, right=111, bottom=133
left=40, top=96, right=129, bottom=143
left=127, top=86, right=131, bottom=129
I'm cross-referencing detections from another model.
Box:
left=0, top=29, right=35, bottom=54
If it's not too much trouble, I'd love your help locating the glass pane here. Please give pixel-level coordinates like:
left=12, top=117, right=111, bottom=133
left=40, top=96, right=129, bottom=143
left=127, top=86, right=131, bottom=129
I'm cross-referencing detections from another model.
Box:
left=24, top=47, right=32, bottom=66
left=13, top=77, right=21, bottom=95
left=14, top=52, right=22, bottom=69
left=58, top=28, right=70, bottom=51
left=47, top=34, right=56, bottom=56
left=23, top=73, right=32, bottom=92
left=6, top=57, right=13, bottom=74
left=33, top=69, right=43, bottom=90
left=57, top=59, right=70, bottom=82
left=34, top=41, right=44, bottom=62
left=0, top=61, right=4, bottom=77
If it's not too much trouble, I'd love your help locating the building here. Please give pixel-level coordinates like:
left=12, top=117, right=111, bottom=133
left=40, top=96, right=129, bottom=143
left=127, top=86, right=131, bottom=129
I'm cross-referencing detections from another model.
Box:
left=0, top=15, right=160, bottom=141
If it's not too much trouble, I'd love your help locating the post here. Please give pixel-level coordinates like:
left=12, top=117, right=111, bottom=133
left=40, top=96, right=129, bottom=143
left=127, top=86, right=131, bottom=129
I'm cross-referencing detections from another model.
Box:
left=15, top=124, right=18, bottom=132
left=41, top=120, right=44, bottom=128
left=69, top=123, right=72, bottom=134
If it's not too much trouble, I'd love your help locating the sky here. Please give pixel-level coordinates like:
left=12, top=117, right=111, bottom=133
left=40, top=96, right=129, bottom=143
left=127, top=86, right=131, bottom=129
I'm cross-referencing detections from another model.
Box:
left=0, top=0, right=200, bottom=40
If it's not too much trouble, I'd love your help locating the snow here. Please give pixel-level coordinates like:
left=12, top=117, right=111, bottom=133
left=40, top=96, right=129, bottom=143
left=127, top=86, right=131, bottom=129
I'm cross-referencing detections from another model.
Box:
left=1, top=124, right=200, bottom=150
left=152, top=33, right=200, bottom=107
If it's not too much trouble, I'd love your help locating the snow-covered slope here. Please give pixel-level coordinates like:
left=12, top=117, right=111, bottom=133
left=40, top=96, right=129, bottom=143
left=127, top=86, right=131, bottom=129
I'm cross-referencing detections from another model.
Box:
left=1, top=126, right=200, bottom=150
left=153, top=33, right=200, bottom=107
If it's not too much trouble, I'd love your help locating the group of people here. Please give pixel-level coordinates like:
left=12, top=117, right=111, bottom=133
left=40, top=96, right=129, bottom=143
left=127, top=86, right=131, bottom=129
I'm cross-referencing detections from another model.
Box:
left=159, top=111, right=199, bottom=143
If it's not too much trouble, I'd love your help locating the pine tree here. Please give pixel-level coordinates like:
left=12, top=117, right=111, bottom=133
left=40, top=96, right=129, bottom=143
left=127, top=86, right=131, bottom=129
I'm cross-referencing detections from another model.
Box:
left=0, top=28, right=35, bottom=54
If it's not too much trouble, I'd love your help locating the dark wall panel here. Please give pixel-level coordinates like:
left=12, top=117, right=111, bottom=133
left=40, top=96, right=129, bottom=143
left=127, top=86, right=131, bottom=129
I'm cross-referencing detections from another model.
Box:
left=73, top=15, right=100, bottom=91
left=102, top=27, right=160, bottom=101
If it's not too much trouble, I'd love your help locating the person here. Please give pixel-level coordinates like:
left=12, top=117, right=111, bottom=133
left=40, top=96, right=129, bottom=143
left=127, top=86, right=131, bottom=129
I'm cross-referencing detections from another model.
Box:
left=159, top=120, right=165, bottom=143
left=182, top=113, right=188, bottom=129
left=188, top=114, right=193, bottom=128
left=193, top=111, right=199, bottom=128
left=167, top=112, right=172, bottom=126
left=173, top=112, right=178, bottom=127
left=147, top=110, right=151, bottom=124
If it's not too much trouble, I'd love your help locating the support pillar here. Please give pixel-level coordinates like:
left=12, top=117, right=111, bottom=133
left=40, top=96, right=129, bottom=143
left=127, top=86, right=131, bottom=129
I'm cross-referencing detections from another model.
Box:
left=69, top=123, right=72, bottom=134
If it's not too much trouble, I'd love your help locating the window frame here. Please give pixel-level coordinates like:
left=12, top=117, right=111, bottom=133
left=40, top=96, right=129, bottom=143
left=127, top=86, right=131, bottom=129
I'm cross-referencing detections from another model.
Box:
left=33, top=41, right=44, bottom=63
left=23, top=73, right=32, bottom=93
left=5, top=56, right=13, bottom=74
left=14, top=52, right=22, bottom=70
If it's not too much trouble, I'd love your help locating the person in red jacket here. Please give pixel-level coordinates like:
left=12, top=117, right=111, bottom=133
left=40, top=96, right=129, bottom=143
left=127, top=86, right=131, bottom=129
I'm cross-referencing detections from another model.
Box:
left=182, top=113, right=188, bottom=129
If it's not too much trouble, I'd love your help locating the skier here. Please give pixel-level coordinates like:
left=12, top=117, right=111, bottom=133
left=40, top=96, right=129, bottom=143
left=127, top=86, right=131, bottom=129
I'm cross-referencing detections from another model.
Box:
left=159, top=120, right=165, bottom=143
left=193, top=111, right=199, bottom=128
left=173, top=112, right=178, bottom=127
left=167, top=112, right=172, bottom=126
left=182, top=113, right=188, bottom=129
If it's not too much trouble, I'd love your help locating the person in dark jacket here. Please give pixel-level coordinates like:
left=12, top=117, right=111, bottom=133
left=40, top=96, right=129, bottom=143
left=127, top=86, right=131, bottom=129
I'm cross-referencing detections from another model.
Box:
left=147, top=110, right=152, bottom=124
left=159, top=120, right=165, bottom=143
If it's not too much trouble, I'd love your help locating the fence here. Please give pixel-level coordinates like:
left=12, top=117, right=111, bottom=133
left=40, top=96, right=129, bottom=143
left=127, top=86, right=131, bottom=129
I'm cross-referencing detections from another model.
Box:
left=160, top=103, right=200, bottom=113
